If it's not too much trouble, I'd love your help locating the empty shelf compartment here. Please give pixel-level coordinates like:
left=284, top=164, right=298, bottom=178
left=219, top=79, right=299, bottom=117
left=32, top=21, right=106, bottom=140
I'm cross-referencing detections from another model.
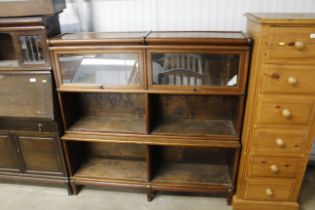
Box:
left=67, top=141, right=148, bottom=182
left=61, top=92, right=147, bottom=134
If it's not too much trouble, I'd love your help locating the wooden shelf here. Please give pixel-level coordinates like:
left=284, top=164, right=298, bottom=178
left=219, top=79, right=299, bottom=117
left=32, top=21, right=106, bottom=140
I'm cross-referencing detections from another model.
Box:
left=69, top=116, right=146, bottom=134
left=152, top=119, right=236, bottom=136
left=153, top=162, right=231, bottom=187
left=74, top=158, right=147, bottom=182
left=62, top=132, right=241, bottom=148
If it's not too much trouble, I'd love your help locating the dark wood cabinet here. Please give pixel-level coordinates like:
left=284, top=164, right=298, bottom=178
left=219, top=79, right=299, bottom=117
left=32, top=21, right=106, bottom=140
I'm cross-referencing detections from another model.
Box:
left=0, top=16, right=70, bottom=194
left=49, top=31, right=251, bottom=203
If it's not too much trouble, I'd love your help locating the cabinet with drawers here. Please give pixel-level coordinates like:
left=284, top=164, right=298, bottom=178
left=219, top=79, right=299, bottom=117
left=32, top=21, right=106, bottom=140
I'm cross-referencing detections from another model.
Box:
left=232, top=13, right=315, bottom=210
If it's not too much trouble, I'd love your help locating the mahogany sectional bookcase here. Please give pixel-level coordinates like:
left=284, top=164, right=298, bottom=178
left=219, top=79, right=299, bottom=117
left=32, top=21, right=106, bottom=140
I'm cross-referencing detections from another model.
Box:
left=49, top=31, right=251, bottom=203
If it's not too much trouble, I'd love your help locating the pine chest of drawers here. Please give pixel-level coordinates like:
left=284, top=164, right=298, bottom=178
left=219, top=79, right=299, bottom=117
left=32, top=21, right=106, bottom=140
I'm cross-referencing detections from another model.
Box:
left=233, top=13, right=315, bottom=210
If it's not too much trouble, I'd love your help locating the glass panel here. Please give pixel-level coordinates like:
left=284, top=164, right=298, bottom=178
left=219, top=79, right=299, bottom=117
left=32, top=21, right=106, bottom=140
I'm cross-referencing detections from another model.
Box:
left=0, top=33, right=18, bottom=68
left=19, top=35, right=45, bottom=64
left=59, top=53, right=140, bottom=86
left=152, top=53, right=240, bottom=87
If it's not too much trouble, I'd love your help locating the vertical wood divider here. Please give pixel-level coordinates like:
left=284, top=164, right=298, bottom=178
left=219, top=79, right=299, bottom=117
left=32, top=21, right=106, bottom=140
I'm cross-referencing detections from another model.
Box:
left=62, top=141, right=73, bottom=177
left=146, top=145, right=154, bottom=201
left=145, top=93, right=151, bottom=134
left=56, top=92, right=68, bottom=132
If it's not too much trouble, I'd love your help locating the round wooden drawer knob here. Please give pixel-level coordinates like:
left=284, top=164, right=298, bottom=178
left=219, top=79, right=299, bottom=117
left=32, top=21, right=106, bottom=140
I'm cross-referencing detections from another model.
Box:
left=294, top=41, right=305, bottom=50
left=288, top=76, right=298, bottom=85
left=275, top=138, right=285, bottom=147
left=282, top=109, right=291, bottom=118
left=270, top=165, right=279, bottom=173
left=265, top=188, right=274, bottom=197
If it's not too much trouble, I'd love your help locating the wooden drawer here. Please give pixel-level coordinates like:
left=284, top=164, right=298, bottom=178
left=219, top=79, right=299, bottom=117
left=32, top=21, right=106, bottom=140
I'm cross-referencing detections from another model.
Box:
left=248, top=156, right=300, bottom=178
left=262, top=64, right=315, bottom=94
left=252, top=128, right=307, bottom=155
left=0, top=119, right=57, bottom=132
left=267, top=27, right=315, bottom=60
left=256, top=99, right=313, bottom=125
left=244, top=178, right=296, bottom=201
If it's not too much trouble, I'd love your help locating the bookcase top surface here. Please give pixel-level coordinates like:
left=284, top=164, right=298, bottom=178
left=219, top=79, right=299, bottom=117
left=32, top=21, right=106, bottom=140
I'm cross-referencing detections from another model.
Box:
left=145, top=31, right=250, bottom=45
left=49, top=32, right=149, bottom=45
left=147, top=31, right=246, bottom=39
left=245, top=13, right=315, bottom=24
left=49, top=31, right=251, bottom=46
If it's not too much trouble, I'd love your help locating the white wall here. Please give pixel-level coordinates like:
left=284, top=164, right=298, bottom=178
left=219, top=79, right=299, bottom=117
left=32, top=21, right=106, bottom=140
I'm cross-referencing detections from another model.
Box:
left=60, top=0, right=315, bottom=33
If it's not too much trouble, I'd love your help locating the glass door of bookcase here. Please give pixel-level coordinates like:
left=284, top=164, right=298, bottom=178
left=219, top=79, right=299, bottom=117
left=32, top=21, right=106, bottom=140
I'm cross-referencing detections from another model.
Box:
left=148, top=50, right=247, bottom=93
left=54, top=50, right=144, bottom=90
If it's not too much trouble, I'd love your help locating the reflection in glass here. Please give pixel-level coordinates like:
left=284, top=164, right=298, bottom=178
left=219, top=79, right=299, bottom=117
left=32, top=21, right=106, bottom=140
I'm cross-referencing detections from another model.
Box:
left=59, top=53, right=140, bottom=86
left=152, top=53, right=240, bottom=87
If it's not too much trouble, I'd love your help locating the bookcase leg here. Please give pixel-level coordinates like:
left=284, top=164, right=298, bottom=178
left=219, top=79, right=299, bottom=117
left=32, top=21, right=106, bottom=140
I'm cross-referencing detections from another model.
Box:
left=227, top=188, right=233, bottom=205
left=70, top=181, right=79, bottom=195
left=146, top=185, right=154, bottom=202
left=65, top=180, right=73, bottom=195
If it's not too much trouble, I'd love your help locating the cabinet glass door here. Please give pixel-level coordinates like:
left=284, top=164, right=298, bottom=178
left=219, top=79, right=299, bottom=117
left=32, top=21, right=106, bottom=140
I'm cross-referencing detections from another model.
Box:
left=56, top=51, right=143, bottom=90
left=0, top=132, right=20, bottom=172
left=149, top=51, right=244, bottom=92
left=0, top=72, right=54, bottom=119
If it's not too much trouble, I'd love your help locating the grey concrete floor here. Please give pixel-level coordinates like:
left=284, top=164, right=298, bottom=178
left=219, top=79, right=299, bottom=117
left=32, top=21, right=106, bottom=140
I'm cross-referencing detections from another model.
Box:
left=0, top=167, right=314, bottom=210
